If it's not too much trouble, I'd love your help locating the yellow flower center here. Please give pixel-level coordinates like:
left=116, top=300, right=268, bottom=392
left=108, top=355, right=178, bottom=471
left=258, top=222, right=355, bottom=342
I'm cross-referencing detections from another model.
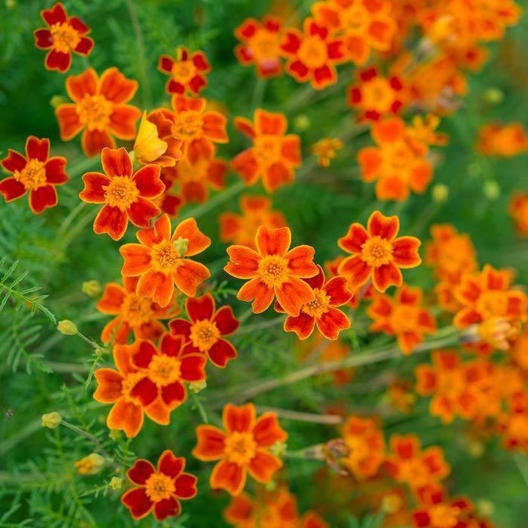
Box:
left=190, top=319, right=220, bottom=352
left=147, top=354, right=181, bottom=385
left=172, top=111, right=203, bottom=139
left=77, top=95, right=113, bottom=131
left=224, top=431, right=257, bottom=465
left=361, top=78, right=394, bottom=112
left=254, top=135, right=282, bottom=164
left=428, top=503, right=460, bottom=528
left=104, top=177, right=139, bottom=209
left=390, top=304, right=418, bottom=333
left=386, top=142, right=414, bottom=171
left=475, top=291, right=507, bottom=320
left=297, top=36, right=328, bottom=69
left=342, top=7, right=368, bottom=32
left=151, top=241, right=183, bottom=271
left=251, top=29, right=280, bottom=61
left=144, top=472, right=175, bottom=503
left=177, top=158, right=208, bottom=184
left=121, top=293, right=154, bottom=327
left=302, top=288, right=330, bottom=318
left=361, top=236, right=393, bottom=267
left=396, top=458, right=429, bottom=487
left=258, top=255, right=288, bottom=286
left=15, top=159, right=46, bottom=190
left=50, top=22, right=81, bottom=54
left=344, top=435, right=369, bottom=464
left=172, top=61, right=196, bottom=83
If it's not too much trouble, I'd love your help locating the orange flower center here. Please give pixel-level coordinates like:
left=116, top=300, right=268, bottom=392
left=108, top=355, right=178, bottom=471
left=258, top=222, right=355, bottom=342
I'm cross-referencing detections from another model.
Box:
left=390, top=304, right=419, bottom=333
left=77, top=95, right=113, bottom=131
left=251, top=29, right=281, bottom=61
left=104, top=177, right=139, bottom=209
left=302, top=288, right=330, bottom=318
left=344, top=435, right=370, bottom=464
left=172, top=61, right=196, bottom=83
left=177, top=158, right=208, bottom=183
left=172, top=111, right=203, bottom=139
left=258, top=255, right=289, bottom=286
left=386, top=142, right=415, bottom=171
left=121, top=293, right=154, bottom=327
left=298, top=36, right=328, bottom=69
left=144, top=472, right=175, bottom=503
left=361, top=78, right=394, bottom=112
left=361, top=236, right=393, bottom=267
left=15, top=159, right=46, bottom=190
left=254, top=135, right=282, bottom=164
left=190, top=319, right=220, bottom=352
left=428, top=503, right=460, bottom=527
left=396, top=458, right=429, bottom=487
left=342, top=7, right=368, bottom=32
left=151, top=241, right=183, bottom=271
left=50, top=22, right=81, bottom=53
left=148, top=354, right=181, bottom=385
left=475, top=291, right=507, bottom=319
left=224, top=431, right=257, bottom=465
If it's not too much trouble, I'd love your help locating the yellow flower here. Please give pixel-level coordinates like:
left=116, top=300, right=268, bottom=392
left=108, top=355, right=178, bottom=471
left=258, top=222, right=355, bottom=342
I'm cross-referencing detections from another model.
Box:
left=41, top=412, right=62, bottom=429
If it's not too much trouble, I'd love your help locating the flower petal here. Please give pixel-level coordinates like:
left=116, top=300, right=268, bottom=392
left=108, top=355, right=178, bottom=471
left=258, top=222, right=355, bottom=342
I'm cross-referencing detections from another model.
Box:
left=154, top=497, right=180, bottom=521
left=275, top=278, right=315, bottom=316
left=158, top=449, right=184, bottom=478
left=367, top=211, right=399, bottom=240
left=186, top=294, right=214, bottom=321
left=99, top=67, right=138, bottom=103
left=213, top=305, right=239, bottom=335
left=237, top=278, right=274, bottom=313
left=174, top=473, right=197, bottom=499
left=225, top=246, right=260, bottom=278
left=121, top=487, right=153, bottom=520
left=256, top=225, right=290, bottom=256
left=253, top=413, right=287, bottom=446
left=193, top=425, right=226, bottom=460
left=107, top=399, right=143, bottom=437
left=173, top=260, right=210, bottom=297
left=172, top=217, right=211, bottom=256
left=208, top=339, right=237, bottom=367
left=93, top=205, right=128, bottom=240
left=224, top=403, right=255, bottom=433
left=210, top=460, right=246, bottom=495
left=29, top=185, right=57, bottom=214
left=127, top=459, right=155, bottom=485
left=247, top=451, right=282, bottom=482
left=101, top=147, right=132, bottom=178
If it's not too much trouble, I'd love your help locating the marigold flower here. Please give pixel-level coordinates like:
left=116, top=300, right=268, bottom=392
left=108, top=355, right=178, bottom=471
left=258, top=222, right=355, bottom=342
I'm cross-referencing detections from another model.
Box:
left=509, top=192, right=528, bottom=237
left=122, top=450, right=197, bottom=520
left=41, top=411, right=62, bottom=429
left=224, top=225, right=318, bottom=316
left=311, top=137, right=343, bottom=168
left=158, top=47, right=210, bottom=95
left=0, top=136, right=68, bottom=213
left=232, top=109, right=301, bottom=193
left=79, top=147, right=164, bottom=240
left=281, top=18, right=346, bottom=89
left=220, top=195, right=287, bottom=249
left=120, top=214, right=211, bottom=307
left=337, top=210, right=421, bottom=292
left=499, top=391, right=528, bottom=451
left=367, top=285, right=437, bottom=354
left=33, top=2, right=93, bottom=73
left=97, top=276, right=178, bottom=344
left=55, top=67, right=141, bottom=157
left=169, top=293, right=239, bottom=368
left=193, top=403, right=288, bottom=495
left=476, top=122, right=528, bottom=157
left=234, top=16, right=285, bottom=78
left=278, top=266, right=352, bottom=340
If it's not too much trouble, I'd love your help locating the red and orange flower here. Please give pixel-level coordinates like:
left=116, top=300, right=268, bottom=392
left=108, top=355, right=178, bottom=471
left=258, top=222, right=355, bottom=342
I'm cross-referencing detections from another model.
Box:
left=193, top=403, right=287, bottom=495
left=122, top=450, right=197, bottom=521
left=158, top=47, right=210, bottom=95
left=33, top=2, right=93, bottom=72
left=0, top=136, right=68, bottom=213
left=55, top=67, right=141, bottom=156
left=79, top=147, right=165, bottom=240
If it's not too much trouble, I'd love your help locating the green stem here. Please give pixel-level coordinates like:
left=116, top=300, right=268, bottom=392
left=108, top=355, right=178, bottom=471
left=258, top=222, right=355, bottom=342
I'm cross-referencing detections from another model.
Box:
left=257, top=406, right=343, bottom=424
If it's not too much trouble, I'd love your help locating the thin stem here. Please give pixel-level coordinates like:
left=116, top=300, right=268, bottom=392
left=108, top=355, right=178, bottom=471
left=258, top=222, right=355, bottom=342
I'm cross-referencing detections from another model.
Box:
left=257, top=406, right=343, bottom=425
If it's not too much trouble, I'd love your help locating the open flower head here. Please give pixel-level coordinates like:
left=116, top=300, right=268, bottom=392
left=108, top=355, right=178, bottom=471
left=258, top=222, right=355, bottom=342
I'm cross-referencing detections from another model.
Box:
left=79, top=147, right=165, bottom=240
left=34, top=2, right=93, bottom=72
left=193, top=403, right=287, bottom=496
left=122, top=450, right=197, bottom=521
left=158, top=47, right=210, bottom=95
left=0, top=136, right=68, bottom=213
left=338, top=210, right=421, bottom=292
left=224, top=225, right=319, bottom=316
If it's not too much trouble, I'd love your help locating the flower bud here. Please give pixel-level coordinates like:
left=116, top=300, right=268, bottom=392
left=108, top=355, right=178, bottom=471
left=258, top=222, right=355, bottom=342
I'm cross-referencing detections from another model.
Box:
left=41, top=411, right=62, bottom=429
left=81, top=280, right=102, bottom=298
left=75, top=453, right=106, bottom=475
left=57, top=320, right=78, bottom=336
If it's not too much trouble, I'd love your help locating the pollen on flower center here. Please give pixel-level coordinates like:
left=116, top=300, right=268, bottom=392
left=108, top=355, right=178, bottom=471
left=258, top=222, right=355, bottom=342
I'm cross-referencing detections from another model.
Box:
left=50, top=22, right=81, bottom=53
left=252, top=31, right=280, bottom=60
left=254, top=135, right=281, bottom=164
left=77, top=95, right=113, bottom=131
left=121, top=294, right=154, bottom=326
left=104, top=177, right=139, bottom=209
left=258, top=255, right=288, bottom=286
left=342, top=8, right=368, bottom=31
left=172, top=62, right=195, bottom=83
left=148, top=354, right=181, bottom=385
left=15, top=159, right=46, bottom=190
left=361, top=236, right=393, bottom=267
left=302, top=288, right=330, bottom=317
left=390, top=305, right=417, bottom=332
left=190, top=320, right=220, bottom=352
left=428, top=503, right=460, bottom=527
left=362, top=78, right=393, bottom=110
left=145, top=472, right=175, bottom=502
left=152, top=242, right=181, bottom=271
left=297, top=36, right=328, bottom=68
left=224, top=431, right=257, bottom=465
left=173, top=111, right=203, bottom=139
left=475, top=291, right=506, bottom=319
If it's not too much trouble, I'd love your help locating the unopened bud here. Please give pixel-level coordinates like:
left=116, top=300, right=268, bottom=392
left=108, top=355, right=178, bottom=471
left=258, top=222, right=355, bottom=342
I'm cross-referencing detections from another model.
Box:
left=483, top=88, right=504, bottom=105
left=57, top=320, right=78, bottom=336
left=50, top=95, right=67, bottom=108
left=75, top=453, right=106, bottom=475
left=109, top=476, right=123, bottom=490
left=431, top=183, right=449, bottom=203
left=269, top=441, right=287, bottom=457
left=82, top=280, right=102, bottom=298
left=41, top=411, right=62, bottom=429
left=483, top=179, right=500, bottom=200
left=294, top=114, right=310, bottom=131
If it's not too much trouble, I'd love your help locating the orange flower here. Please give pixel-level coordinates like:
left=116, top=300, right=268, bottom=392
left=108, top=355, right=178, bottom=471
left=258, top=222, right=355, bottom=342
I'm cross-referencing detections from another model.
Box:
left=193, top=403, right=287, bottom=495
left=348, top=67, right=406, bottom=121
left=476, top=122, right=528, bottom=157
left=311, top=138, right=343, bottom=167
left=509, top=192, right=528, bottom=237
left=169, top=293, right=239, bottom=368
left=120, top=214, right=211, bottom=307
left=234, top=16, right=285, bottom=78
left=232, top=109, right=301, bottom=193
left=79, top=147, right=165, bottom=240
left=55, top=67, right=141, bottom=156
left=220, top=195, right=287, bottom=249
left=499, top=391, right=528, bottom=451
left=358, top=117, right=433, bottom=201
left=340, top=416, right=385, bottom=480
left=224, top=225, right=319, bottom=316
left=337, top=210, right=421, bottom=292
left=122, top=450, right=197, bottom=520
left=367, top=285, right=436, bottom=354
left=33, top=2, right=93, bottom=72
left=281, top=18, right=346, bottom=89
left=385, top=434, right=450, bottom=491
left=0, top=136, right=68, bottom=213
left=279, top=265, right=352, bottom=340
left=158, top=47, right=210, bottom=95
left=97, top=276, right=178, bottom=344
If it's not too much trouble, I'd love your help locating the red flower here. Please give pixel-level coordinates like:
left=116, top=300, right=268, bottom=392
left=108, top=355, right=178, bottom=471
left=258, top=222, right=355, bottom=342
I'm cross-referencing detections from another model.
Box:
left=169, top=293, right=239, bottom=368
left=0, top=136, right=68, bottom=213
left=193, top=403, right=287, bottom=495
left=55, top=67, right=141, bottom=156
left=33, top=2, right=93, bottom=73
left=122, top=450, right=197, bottom=521
left=79, top=147, right=165, bottom=240
left=158, top=47, right=210, bottom=95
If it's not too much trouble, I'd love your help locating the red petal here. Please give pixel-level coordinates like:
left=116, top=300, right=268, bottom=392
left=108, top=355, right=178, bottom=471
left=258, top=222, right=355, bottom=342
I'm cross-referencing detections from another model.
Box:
left=224, top=403, right=255, bottom=433
left=180, top=355, right=206, bottom=380
left=42, top=3, right=67, bottom=25
left=154, top=497, right=180, bottom=520
left=372, top=262, right=402, bottom=292
left=130, top=376, right=158, bottom=406
left=101, top=147, right=132, bottom=177
left=127, top=197, right=160, bottom=228
left=325, top=276, right=352, bottom=305
left=255, top=109, right=287, bottom=136
left=253, top=413, right=287, bottom=446
left=29, top=186, right=57, bottom=213
left=338, top=223, right=368, bottom=254
left=74, top=36, right=94, bottom=55
left=275, top=278, right=315, bottom=316
left=55, top=105, right=83, bottom=140
left=161, top=382, right=186, bottom=406
left=44, top=157, right=68, bottom=184
left=392, top=237, right=421, bottom=267
left=247, top=451, right=282, bottom=482
left=66, top=68, right=97, bottom=101
left=93, top=205, right=128, bottom=240
left=134, top=165, right=164, bottom=197
left=131, top=340, right=156, bottom=368
left=127, top=459, right=155, bottom=485
left=317, top=307, right=350, bottom=340
left=1, top=149, right=26, bottom=173
left=186, top=294, right=214, bottom=321
left=45, top=49, right=71, bottom=72
left=82, top=129, right=115, bottom=157
left=0, top=178, right=26, bottom=201
left=208, top=339, right=237, bottom=367
left=174, top=473, right=197, bottom=499
left=168, top=318, right=192, bottom=339
left=121, top=487, right=153, bottom=520
left=193, top=425, right=226, bottom=460
left=79, top=172, right=110, bottom=203
left=100, top=67, right=138, bottom=103
left=284, top=312, right=315, bottom=339
left=34, top=29, right=53, bottom=49
left=367, top=211, right=399, bottom=240
left=158, top=450, right=184, bottom=478
left=26, top=136, right=49, bottom=161
left=213, top=305, right=239, bottom=335
left=338, top=256, right=370, bottom=287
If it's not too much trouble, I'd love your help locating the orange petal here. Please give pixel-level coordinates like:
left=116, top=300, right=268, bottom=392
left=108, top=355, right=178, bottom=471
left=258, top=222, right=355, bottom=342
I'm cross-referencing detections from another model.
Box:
left=193, top=425, right=226, bottom=460
left=223, top=403, right=256, bottom=433
left=247, top=451, right=282, bottom=483
left=210, top=460, right=246, bottom=495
